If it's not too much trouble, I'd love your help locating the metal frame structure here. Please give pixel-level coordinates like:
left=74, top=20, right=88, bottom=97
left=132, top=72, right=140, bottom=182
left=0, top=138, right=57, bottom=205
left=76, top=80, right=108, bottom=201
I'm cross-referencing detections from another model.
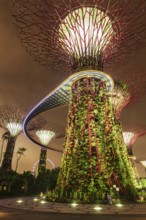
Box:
left=12, top=0, right=146, bottom=73
left=123, top=124, right=146, bottom=155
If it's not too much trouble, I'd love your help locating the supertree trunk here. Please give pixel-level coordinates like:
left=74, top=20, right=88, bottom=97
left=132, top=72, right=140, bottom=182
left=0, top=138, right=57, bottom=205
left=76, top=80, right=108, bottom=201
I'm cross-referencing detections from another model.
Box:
left=56, top=77, right=138, bottom=202
left=1, top=136, right=16, bottom=171
left=38, top=147, right=47, bottom=174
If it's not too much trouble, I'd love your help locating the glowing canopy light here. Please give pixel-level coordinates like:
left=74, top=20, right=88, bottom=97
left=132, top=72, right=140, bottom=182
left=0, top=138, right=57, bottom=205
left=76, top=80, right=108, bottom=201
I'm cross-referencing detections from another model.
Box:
left=6, top=122, right=22, bottom=137
left=110, top=91, right=124, bottom=111
left=123, top=132, right=135, bottom=146
left=59, top=7, right=114, bottom=60
left=140, top=161, right=146, bottom=168
left=109, top=82, right=130, bottom=117
left=36, top=130, right=55, bottom=146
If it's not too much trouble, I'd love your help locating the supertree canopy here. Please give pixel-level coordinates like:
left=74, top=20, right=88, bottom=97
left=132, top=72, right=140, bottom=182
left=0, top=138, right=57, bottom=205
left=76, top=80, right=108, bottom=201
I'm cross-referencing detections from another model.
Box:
left=12, top=0, right=146, bottom=202
left=123, top=124, right=146, bottom=179
left=0, top=105, right=24, bottom=135
left=123, top=132, right=135, bottom=150
left=123, top=124, right=146, bottom=156
left=57, top=6, right=116, bottom=69
left=6, top=122, right=22, bottom=137
left=36, top=130, right=55, bottom=146
left=36, top=130, right=55, bottom=174
left=0, top=105, right=25, bottom=170
left=12, top=0, right=146, bottom=72
left=110, top=81, right=130, bottom=119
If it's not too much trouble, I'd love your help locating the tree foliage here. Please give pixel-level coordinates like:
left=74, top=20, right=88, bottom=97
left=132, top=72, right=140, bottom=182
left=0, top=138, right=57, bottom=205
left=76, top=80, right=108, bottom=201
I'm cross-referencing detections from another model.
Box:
left=0, top=167, right=60, bottom=196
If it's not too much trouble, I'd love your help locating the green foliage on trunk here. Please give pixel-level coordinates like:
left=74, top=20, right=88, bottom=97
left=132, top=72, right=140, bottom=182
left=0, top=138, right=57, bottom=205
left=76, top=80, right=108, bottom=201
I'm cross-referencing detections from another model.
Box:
left=55, top=77, right=138, bottom=202
left=38, top=148, right=47, bottom=174
left=1, top=135, right=16, bottom=171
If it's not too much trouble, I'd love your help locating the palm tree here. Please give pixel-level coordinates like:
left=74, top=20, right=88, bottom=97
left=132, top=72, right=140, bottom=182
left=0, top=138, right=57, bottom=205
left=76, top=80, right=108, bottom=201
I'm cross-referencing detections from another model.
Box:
left=0, top=168, right=18, bottom=193
left=15, top=147, right=27, bottom=172
left=0, top=131, right=10, bottom=166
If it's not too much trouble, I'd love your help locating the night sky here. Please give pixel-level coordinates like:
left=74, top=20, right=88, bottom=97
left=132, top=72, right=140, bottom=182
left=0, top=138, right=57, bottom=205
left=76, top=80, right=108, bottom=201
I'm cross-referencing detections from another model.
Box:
left=0, top=0, right=146, bottom=176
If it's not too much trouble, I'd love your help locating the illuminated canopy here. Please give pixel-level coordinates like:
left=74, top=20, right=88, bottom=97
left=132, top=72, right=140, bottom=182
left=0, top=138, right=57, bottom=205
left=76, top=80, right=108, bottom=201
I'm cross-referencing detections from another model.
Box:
left=36, top=130, right=55, bottom=146
left=123, top=132, right=135, bottom=146
left=12, top=0, right=146, bottom=72
left=59, top=7, right=115, bottom=60
left=6, top=122, right=22, bottom=137
left=109, top=81, right=130, bottom=118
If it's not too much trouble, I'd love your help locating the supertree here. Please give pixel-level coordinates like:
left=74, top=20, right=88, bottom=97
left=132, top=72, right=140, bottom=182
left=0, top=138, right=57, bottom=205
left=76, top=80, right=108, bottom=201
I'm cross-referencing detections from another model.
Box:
left=36, top=130, right=55, bottom=174
left=123, top=124, right=146, bottom=179
left=25, top=116, right=64, bottom=153
left=12, top=0, right=146, bottom=202
left=123, top=124, right=146, bottom=156
left=0, top=105, right=45, bottom=171
left=28, top=119, right=62, bottom=174
left=0, top=105, right=25, bottom=170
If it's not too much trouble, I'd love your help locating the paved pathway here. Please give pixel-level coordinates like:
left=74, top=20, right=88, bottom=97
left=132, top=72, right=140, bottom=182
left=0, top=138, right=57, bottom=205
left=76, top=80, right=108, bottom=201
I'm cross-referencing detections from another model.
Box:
left=0, top=197, right=146, bottom=216
left=1, top=207, right=146, bottom=220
